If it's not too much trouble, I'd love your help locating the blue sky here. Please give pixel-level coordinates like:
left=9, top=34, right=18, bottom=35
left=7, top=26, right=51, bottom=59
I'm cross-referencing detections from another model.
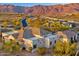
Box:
left=0, top=3, right=64, bottom=7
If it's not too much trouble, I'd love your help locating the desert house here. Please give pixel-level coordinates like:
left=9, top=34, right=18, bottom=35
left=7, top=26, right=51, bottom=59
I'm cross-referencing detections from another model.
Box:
left=56, top=30, right=78, bottom=43
left=2, top=30, right=18, bottom=42
left=22, top=27, right=59, bottom=50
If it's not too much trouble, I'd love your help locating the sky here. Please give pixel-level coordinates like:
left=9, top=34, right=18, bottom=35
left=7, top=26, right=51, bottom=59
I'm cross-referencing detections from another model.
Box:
left=0, top=3, right=65, bottom=7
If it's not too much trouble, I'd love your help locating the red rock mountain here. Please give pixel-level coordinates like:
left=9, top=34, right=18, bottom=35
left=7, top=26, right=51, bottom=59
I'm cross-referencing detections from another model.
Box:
left=0, top=3, right=79, bottom=16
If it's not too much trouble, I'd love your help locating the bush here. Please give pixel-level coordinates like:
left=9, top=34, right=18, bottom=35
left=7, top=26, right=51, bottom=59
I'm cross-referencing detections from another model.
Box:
left=2, top=40, right=21, bottom=53
left=36, top=47, right=47, bottom=55
left=28, top=47, right=32, bottom=52
left=52, top=39, right=77, bottom=56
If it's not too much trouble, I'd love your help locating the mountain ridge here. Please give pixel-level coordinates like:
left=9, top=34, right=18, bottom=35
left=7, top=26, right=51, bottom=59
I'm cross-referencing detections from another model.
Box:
left=0, top=3, right=79, bottom=16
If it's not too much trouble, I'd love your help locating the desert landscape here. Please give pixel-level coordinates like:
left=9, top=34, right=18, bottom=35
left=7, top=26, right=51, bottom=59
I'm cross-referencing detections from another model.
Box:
left=0, top=3, right=79, bottom=56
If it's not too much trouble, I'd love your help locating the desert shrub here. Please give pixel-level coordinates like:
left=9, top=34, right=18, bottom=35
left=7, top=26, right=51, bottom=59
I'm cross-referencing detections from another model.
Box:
left=60, top=25, right=71, bottom=31
left=36, top=47, right=47, bottom=55
left=52, top=39, right=77, bottom=56
left=2, top=40, right=21, bottom=53
left=28, top=47, right=32, bottom=52
left=2, top=40, right=12, bottom=52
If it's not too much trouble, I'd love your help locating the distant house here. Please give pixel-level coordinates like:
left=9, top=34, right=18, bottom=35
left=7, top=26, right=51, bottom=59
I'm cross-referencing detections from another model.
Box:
left=65, top=22, right=76, bottom=28
left=59, top=20, right=75, bottom=28
left=63, top=30, right=78, bottom=42
left=2, top=30, right=18, bottom=42
left=56, top=30, right=78, bottom=43
left=1, top=28, right=12, bottom=33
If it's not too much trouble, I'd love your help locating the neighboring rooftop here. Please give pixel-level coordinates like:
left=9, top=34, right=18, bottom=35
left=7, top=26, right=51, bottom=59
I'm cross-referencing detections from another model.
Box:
left=56, top=30, right=77, bottom=40
left=1, top=28, right=12, bottom=33
left=23, top=28, right=52, bottom=39
left=23, top=29, right=35, bottom=39
left=63, top=30, right=76, bottom=38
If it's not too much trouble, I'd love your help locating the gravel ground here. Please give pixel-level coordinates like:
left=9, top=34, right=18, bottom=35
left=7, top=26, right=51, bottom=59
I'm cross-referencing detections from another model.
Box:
left=0, top=50, right=52, bottom=56
left=0, top=50, right=39, bottom=56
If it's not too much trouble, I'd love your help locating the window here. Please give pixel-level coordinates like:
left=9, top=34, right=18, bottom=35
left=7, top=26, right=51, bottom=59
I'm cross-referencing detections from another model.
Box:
left=74, top=36, right=77, bottom=42
left=50, top=41, right=52, bottom=45
left=33, top=44, right=37, bottom=49
left=54, top=40, right=56, bottom=43
left=39, top=41, right=41, bottom=44
left=71, top=37, right=74, bottom=43
left=77, top=33, right=79, bottom=36
left=22, top=47, right=26, bottom=50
